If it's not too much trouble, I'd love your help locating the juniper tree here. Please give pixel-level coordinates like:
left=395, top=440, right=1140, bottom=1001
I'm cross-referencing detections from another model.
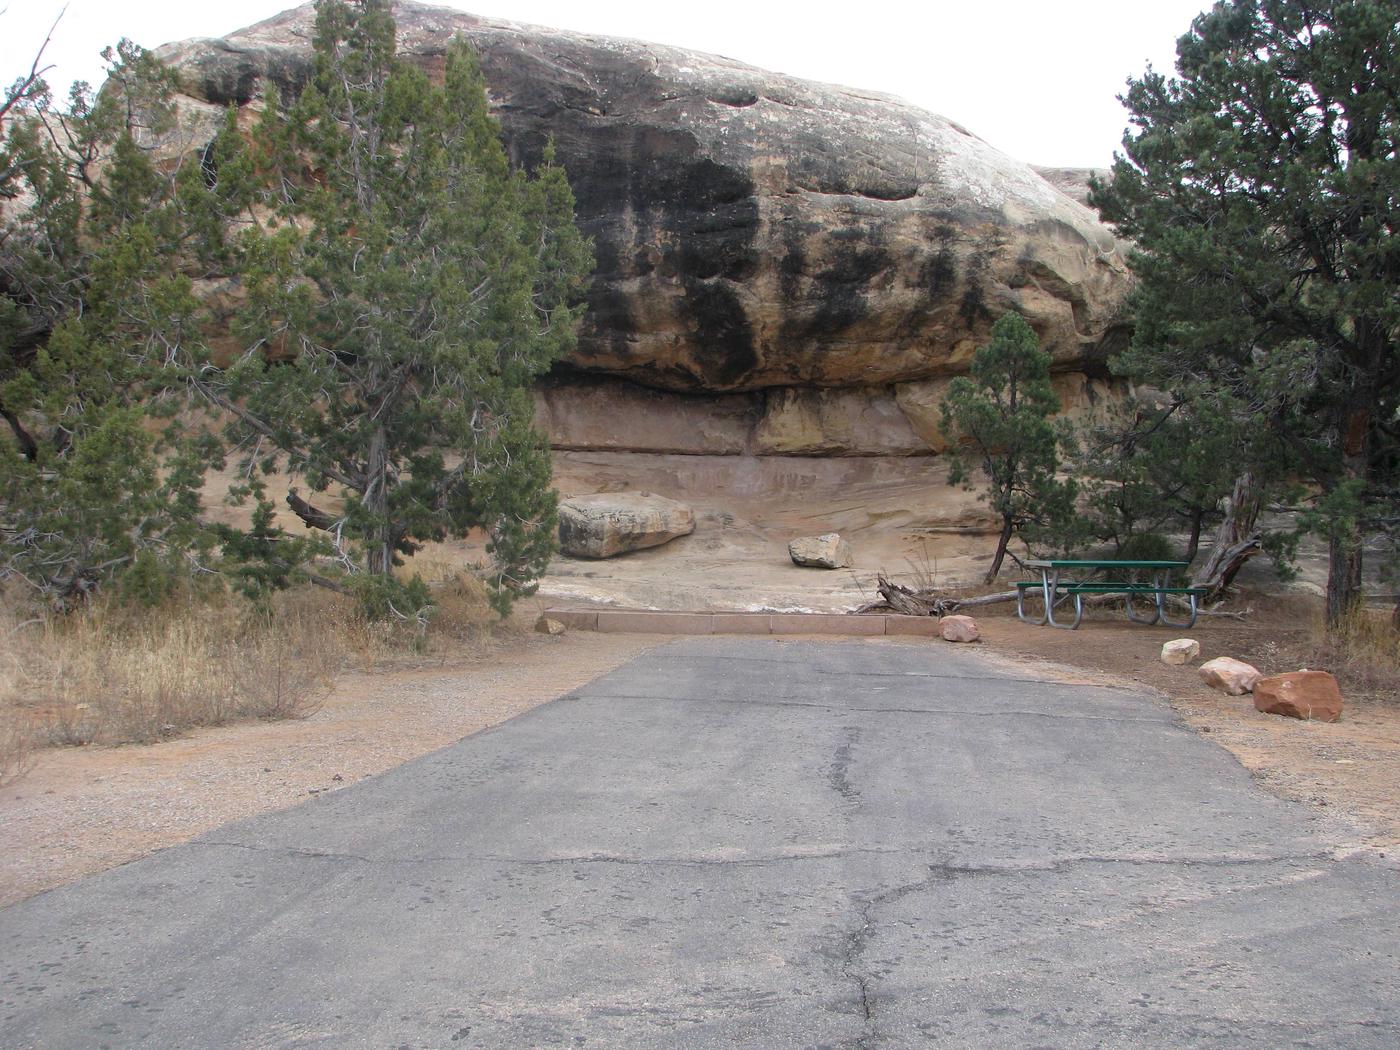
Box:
left=0, top=42, right=234, bottom=607
left=1091, top=0, right=1400, bottom=625
left=940, top=313, right=1078, bottom=583
left=198, top=0, right=592, bottom=616
left=1070, top=393, right=1243, bottom=564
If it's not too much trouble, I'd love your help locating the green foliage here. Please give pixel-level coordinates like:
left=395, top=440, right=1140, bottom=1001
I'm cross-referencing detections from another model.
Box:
left=940, top=313, right=1078, bottom=581
left=1116, top=532, right=1177, bottom=564
left=351, top=572, right=432, bottom=624
left=195, top=0, right=592, bottom=616
left=1091, top=0, right=1400, bottom=621
left=214, top=480, right=327, bottom=607
left=0, top=39, right=247, bottom=608
left=1069, top=394, right=1244, bottom=562
left=0, top=409, right=212, bottom=607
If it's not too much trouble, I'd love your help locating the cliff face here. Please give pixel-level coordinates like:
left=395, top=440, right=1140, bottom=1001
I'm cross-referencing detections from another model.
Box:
left=157, top=0, right=1131, bottom=419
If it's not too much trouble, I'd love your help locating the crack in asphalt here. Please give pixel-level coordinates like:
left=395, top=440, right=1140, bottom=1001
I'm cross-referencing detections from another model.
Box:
left=191, top=839, right=1333, bottom=874
left=827, top=726, right=863, bottom=804
left=835, top=896, right=880, bottom=1048
left=569, top=692, right=1168, bottom=723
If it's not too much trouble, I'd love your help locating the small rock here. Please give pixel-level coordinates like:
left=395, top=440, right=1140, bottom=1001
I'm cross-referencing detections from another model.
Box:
left=1199, top=657, right=1262, bottom=695
left=788, top=533, right=853, bottom=569
left=558, top=493, right=695, bottom=558
left=1160, top=638, right=1200, bottom=665
left=1253, top=670, right=1344, bottom=722
left=535, top=615, right=567, bottom=636
left=940, top=615, right=980, bottom=643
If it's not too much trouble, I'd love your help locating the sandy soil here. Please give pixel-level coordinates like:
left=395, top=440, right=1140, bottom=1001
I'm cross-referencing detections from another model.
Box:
left=0, top=630, right=664, bottom=908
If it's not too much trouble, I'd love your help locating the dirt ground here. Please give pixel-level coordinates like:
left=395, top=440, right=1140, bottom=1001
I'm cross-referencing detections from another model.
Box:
left=3, top=586, right=1396, bottom=910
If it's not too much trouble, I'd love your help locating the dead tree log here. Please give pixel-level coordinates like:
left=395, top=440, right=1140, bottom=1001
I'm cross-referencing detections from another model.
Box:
left=877, top=575, right=938, bottom=616
left=856, top=576, right=1018, bottom=617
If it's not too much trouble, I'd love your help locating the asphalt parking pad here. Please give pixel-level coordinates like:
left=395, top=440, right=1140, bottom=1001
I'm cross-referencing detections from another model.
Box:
left=3, top=637, right=1397, bottom=1048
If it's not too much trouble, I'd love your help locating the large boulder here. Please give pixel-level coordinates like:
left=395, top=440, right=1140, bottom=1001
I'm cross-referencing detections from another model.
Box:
left=558, top=493, right=696, bottom=559
left=788, top=533, right=853, bottom=569
left=156, top=2, right=1131, bottom=398
left=1253, top=671, right=1345, bottom=722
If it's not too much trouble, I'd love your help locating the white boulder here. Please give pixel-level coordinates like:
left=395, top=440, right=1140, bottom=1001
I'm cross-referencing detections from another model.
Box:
left=1161, top=638, right=1201, bottom=665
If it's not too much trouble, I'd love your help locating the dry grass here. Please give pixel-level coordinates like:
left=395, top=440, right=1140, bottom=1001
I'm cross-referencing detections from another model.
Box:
left=1, top=591, right=340, bottom=746
left=0, top=705, right=34, bottom=786
left=0, top=566, right=504, bottom=751
left=340, top=562, right=502, bottom=670
left=1306, top=605, right=1400, bottom=703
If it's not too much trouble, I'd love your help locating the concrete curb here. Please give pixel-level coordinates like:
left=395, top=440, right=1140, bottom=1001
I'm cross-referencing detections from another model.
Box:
left=544, top=608, right=940, bottom=637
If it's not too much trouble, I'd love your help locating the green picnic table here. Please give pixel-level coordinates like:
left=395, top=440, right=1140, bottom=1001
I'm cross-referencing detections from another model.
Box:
left=1016, top=559, right=1205, bottom=630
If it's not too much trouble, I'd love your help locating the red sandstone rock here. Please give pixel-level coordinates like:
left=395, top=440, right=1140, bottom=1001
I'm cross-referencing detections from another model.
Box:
left=940, top=615, right=980, bottom=643
left=1252, top=670, right=1344, bottom=722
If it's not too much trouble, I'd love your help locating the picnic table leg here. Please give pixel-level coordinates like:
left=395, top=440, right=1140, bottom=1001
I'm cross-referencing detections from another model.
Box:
left=1043, top=570, right=1083, bottom=629
left=1157, top=582, right=1200, bottom=629
left=1016, top=578, right=1048, bottom=625
left=1125, top=573, right=1162, bottom=625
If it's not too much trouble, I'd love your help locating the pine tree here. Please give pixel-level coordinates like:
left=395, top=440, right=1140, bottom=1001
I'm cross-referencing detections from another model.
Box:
left=1091, top=0, right=1400, bottom=625
left=195, top=0, right=592, bottom=617
left=940, top=314, right=1078, bottom=583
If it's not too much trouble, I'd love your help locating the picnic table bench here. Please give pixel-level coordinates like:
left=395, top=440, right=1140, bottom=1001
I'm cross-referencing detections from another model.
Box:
left=1015, top=559, right=1206, bottom=630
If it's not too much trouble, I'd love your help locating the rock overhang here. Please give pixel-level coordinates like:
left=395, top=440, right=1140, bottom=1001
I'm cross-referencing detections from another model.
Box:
left=153, top=1, right=1133, bottom=397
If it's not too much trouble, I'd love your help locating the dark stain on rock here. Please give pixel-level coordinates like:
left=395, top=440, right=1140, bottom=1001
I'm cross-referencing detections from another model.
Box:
left=919, top=245, right=958, bottom=299
left=682, top=281, right=758, bottom=388
left=781, top=241, right=892, bottom=347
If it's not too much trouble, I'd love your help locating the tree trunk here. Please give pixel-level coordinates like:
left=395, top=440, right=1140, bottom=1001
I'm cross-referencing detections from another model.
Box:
left=1185, top=507, right=1205, bottom=565
left=364, top=425, right=394, bottom=576
left=285, top=488, right=337, bottom=532
left=1191, top=471, right=1262, bottom=600
left=1325, top=530, right=1364, bottom=626
left=0, top=404, right=38, bottom=462
left=1324, top=402, right=1373, bottom=628
left=985, top=515, right=1014, bottom=584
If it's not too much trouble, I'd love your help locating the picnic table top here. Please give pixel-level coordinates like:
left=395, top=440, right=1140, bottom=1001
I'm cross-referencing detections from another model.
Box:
left=1024, top=559, right=1190, bottom=571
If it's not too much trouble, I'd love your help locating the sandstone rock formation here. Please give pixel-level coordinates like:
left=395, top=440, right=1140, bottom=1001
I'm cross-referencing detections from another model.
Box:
left=558, top=493, right=696, bottom=559
left=157, top=2, right=1131, bottom=401
left=1252, top=671, right=1344, bottom=722
left=1199, top=657, right=1262, bottom=696
left=1160, top=639, right=1200, bottom=665
left=939, top=615, right=980, bottom=642
left=788, top=534, right=853, bottom=569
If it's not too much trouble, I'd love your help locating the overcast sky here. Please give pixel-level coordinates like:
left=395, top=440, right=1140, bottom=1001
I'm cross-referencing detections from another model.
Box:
left=2, top=0, right=1214, bottom=168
